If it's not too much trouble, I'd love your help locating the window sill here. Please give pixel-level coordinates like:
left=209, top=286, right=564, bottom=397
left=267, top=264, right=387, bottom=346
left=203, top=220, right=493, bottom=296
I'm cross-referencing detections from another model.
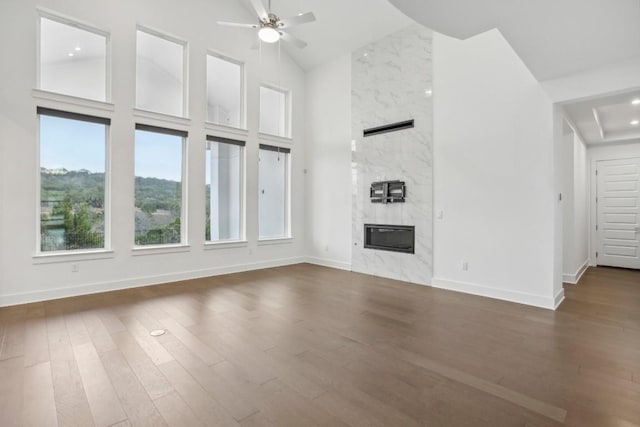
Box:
left=32, top=249, right=115, bottom=265
left=32, top=89, right=115, bottom=113
left=205, top=122, right=249, bottom=138
left=131, top=244, right=191, bottom=256
left=133, top=109, right=191, bottom=127
left=257, top=237, right=293, bottom=246
left=204, top=240, right=249, bottom=250
left=258, top=132, right=293, bottom=145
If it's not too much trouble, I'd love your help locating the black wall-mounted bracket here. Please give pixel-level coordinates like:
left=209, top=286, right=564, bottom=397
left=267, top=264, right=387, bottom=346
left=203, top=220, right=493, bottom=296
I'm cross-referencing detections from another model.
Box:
left=363, top=119, right=414, bottom=137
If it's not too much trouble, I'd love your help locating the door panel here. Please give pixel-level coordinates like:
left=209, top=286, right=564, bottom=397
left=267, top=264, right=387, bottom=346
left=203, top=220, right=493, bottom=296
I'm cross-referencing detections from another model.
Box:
left=597, top=158, right=640, bottom=269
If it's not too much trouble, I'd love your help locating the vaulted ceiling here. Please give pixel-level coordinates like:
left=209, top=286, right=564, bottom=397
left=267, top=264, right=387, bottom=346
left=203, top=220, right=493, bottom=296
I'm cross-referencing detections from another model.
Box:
left=388, top=0, right=640, bottom=81
left=249, top=0, right=640, bottom=81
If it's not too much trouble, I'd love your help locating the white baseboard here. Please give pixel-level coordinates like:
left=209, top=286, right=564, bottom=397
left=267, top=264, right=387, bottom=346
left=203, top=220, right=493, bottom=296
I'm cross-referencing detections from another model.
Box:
left=0, top=256, right=306, bottom=307
left=305, top=256, right=352, bottom=271
left=562, top=260, right=589, bottom=285
left=431, top=277, right=559, bottom=310
left=554, top=288, right=565, bottom=309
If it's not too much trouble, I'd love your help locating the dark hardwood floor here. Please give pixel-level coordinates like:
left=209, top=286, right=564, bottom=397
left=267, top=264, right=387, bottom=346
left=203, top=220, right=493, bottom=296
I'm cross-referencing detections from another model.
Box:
left=0, top=264, right=639, bottom=426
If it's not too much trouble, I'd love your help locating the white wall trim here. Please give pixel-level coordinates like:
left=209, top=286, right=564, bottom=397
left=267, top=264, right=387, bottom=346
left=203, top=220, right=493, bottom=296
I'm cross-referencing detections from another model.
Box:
left=305, top=256, right=352, bottom=271
left=554, top=288, right=566, bottom=310
left=0, top=256, right=305, bottom=308
left=431, top=277, right=559, bottom=310
left=562, top=259, right=589, bottom=285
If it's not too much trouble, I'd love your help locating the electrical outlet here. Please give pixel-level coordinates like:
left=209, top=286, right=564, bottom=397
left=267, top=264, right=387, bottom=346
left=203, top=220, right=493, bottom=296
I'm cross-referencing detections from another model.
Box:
left=462, top=261, right=469, bottom=271
left=71, top=264, right=79, bottom=273
left=324, top=245, right=329, bottom=252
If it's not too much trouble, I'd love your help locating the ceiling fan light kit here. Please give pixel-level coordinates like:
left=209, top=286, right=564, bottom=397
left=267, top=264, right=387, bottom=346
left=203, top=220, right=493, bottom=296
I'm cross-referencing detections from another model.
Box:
left=218, top=0, right=315, bottom=49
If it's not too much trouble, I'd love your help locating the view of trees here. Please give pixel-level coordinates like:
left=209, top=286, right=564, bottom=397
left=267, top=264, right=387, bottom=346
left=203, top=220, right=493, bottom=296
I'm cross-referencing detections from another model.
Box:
left=40, top=169, right=182, bottom=251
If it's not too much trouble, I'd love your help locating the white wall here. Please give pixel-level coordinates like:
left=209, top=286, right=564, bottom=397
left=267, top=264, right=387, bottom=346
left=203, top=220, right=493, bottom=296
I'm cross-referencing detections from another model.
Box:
left=432, top=30, right=561, bottom=309
left=0, top=0, right=306, bottom=306
left=304, top=54, right=352, bottom=270
left=562, top=123, right=589, bottom=283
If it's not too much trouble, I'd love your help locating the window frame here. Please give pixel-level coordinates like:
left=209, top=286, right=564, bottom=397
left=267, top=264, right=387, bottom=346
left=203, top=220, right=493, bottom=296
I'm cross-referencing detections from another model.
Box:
left=205, top=51, right=247, bottom=131
left=259, top=84, right=292, bottom=139
left=37, top=10, right=112, bottom=103
left=133, top=123, right=189, bottom=249
left=204, top=135, right=246, bottom=245
left=258, top=143, right=292, bottom=241
left=135, top=26, right=189, bottom=118
left=35, top=107, right=112, bottom=256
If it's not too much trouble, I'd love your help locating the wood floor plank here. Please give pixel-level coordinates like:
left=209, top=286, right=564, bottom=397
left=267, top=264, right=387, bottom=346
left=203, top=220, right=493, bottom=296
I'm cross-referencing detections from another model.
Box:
left=0, top=356, right=25, bottom=427
left=110, top=331, right=174, bottom=401
left=23, top=361, right=58, bottom=427
left=72, top=341, right=127, bottom=427
left=157, top=360, right=239, bottom=426
left=100, top=349, right=167, bottom=427
left=153, top=391, right=203, bottom=427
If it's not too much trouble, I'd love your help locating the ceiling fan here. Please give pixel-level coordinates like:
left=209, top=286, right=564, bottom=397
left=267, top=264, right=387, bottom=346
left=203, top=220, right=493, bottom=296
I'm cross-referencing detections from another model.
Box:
left=217, top=0, right=316, bottom=48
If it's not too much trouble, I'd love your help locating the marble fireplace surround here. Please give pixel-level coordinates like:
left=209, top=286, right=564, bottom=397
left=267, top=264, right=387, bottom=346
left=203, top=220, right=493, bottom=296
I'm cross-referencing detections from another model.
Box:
left=351, top=25, right=433, bottom=285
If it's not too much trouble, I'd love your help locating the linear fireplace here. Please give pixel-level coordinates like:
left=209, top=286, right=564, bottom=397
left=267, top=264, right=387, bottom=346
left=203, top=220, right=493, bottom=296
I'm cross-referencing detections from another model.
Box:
left=364, top=224, right=415, bottom=254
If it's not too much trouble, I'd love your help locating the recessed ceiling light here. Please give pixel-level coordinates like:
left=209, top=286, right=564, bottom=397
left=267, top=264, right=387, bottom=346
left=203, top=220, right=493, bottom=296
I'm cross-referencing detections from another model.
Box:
left=67, top=52, right=74, bottom=57
left=363, top=53, right=368, bottom=57
left=632, top=99, right=640, bottom=105
left=74, top=46, right=81, bottom=51
left=631, top=120, right=639, bottom=126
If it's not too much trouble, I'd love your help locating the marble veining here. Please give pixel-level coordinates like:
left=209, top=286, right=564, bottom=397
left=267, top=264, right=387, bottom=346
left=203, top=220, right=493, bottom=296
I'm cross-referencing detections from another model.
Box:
left=351, top=25, right=433, bottom=285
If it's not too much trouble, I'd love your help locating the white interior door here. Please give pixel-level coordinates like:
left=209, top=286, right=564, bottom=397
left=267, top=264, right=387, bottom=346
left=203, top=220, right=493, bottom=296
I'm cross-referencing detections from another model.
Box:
left=596, top=158, right=640, bottom=269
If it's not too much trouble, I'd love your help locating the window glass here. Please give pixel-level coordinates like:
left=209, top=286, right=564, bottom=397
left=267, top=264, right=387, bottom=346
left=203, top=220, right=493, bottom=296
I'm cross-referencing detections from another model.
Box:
left=40, top=17, right=107, bottom=101
left=206, top=139, right=243, bottom=242
left=136, top=30, right=185, bottom=116
left=39, top=114, right=107, bottom=252
left=258, top=146, right=289, bottom=239
left=207, top=55, right=243, bottom=128
left=259, top=86, right=288, bottom=137
left=134, top=129, right=184, bottom=245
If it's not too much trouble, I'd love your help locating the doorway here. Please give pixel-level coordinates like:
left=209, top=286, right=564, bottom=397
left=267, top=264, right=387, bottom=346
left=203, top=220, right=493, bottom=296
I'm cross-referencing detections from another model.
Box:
left=596, top=157, right=640, bottom=269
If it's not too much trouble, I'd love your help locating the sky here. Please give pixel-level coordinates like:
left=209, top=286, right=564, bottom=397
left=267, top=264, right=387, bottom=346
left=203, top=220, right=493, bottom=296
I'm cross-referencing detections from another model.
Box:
left=40, top=115, right=183, bottom=181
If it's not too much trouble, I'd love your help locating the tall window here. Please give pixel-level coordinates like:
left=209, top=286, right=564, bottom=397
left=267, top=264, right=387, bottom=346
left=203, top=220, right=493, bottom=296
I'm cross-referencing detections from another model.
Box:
left=259, top=85, right=290, bottom=138
left=207, top=54, right=243, bottom=128
left=205, top=136, right=244, bottom=242
left=258, top=144, right=290, bottom=239
left=136, top=29, right=186, bottom=117
left=134, top=125, right=186, bottom=246
left=39, top=15, right=108, bottom=101
left=38, top=108, right=109, bottom=252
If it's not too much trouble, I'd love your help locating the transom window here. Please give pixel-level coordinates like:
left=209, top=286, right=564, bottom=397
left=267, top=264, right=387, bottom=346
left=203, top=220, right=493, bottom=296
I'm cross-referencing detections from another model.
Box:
left=207, top=54, right=244, bottom=128
left=259, top=85, right=290, bottom=138
left=39, top=15, right=108, bottom=101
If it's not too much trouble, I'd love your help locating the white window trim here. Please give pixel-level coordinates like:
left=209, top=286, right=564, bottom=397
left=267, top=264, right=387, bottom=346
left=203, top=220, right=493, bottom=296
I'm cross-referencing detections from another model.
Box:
left=206, top=50, right=247, bottom=131
left=205, top=137, right=246, bottom=244
left=35, top=110, right=112, bottom=256
left=133, top=125, right=189, bottom=249
left=37, top=9, right=112, bottom=103
left=204, top=240, right=249, bottom=250
left=259, top=83, right=292, bottom=139
left=257, top=145, right=292, bottom=241
left=32, top=250, right=115, bottom=265
left=257, top=238, right=293, bottom=246
left=135, top=25, right=189, bottom=119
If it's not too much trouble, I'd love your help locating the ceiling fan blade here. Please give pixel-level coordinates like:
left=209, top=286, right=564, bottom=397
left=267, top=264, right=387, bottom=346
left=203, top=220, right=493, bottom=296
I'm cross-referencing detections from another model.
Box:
left=279, top=31, right=308, bottom=49
left=278, top=12, right=316, bottom=28
left=249, top=0, right=269, bottom=21
left=217, top=21, right=259, bottom=29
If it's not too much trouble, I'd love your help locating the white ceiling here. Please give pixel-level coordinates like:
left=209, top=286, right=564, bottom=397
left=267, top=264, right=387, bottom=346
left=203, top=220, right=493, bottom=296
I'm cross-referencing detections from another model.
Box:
left=388, top=0, right=640, bottom=81
left=238, top=0, right=413, bottom=71
left=564, top=91, right=640, bottom=145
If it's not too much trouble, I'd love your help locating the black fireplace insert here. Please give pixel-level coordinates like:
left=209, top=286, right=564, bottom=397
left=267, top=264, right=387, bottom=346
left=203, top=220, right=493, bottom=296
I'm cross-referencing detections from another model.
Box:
left=364, top=224, right=415, bottom=254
